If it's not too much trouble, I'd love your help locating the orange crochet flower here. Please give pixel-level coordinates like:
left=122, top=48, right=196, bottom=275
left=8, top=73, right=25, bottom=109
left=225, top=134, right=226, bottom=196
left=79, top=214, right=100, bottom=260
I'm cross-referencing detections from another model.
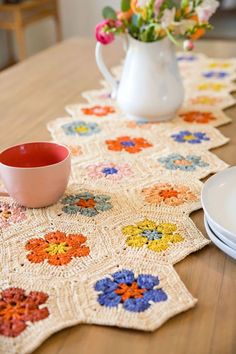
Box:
left=82, top=105, right=115, bottom=117
left=142, top=183, right=198, bottom=207
left=25, top=231, right=90, bottom=266
left=180, top=111, right=216, bottom=124
left=106, top=136, right=152, bottom=154
left=0, top=288, right=49, bottom=337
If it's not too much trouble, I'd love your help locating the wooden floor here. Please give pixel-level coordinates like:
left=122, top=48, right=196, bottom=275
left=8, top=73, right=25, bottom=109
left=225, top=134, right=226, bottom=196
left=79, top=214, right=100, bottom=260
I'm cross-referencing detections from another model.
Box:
left=0, top=38, right=235, bottom=354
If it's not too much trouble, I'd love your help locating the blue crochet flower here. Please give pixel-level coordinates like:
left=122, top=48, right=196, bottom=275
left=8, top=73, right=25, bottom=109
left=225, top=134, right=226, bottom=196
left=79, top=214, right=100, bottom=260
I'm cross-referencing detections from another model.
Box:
left=158, top=153, right=209, bottom=171
left=202, top=71, right=228, bottom=79
left=177, top=55, right=197, bottom=62
left=94, top=269, right=168, bottom=313
left=62, top=120, right=100, bottom=136
left=171, top=131, right=210, bottom=144
left=61, top=192, right=112, bottom=217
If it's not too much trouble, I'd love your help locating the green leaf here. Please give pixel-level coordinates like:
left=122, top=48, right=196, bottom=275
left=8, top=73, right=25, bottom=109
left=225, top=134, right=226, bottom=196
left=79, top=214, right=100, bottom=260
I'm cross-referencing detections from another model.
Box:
left=181, top=0, right=189, bottom=9
left=102, top=6, right=117, bottom=20
left=131, top=14, right=143, bottom=28
left=121, top=0, right=131, bottom=12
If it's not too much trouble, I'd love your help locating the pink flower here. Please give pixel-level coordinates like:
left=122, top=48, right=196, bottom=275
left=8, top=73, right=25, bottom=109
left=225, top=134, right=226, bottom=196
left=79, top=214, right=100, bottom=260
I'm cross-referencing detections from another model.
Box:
left=87, top=162, right=133, bottom=181
left=95, top=20, right=115, bottom=45
left=196, top=0, right=219, bottom=23
left=95, top=20, right=123, bottom=45
left=183, top=40, right=194, bottom=51
left=154, top=0, right=164, bottom=15
left=0, top=202, right=27, bottom=229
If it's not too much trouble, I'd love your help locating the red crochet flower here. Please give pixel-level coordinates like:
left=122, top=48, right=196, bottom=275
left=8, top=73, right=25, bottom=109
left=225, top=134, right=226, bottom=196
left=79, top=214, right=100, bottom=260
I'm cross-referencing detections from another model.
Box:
left=25, top=231, right=90, bottom=266
left=106, top=136, right=152, bottom=154
left=82, top=105, right=115, bottom=117
left=0, top=288, right=49, bottom=337
left=180, top=111, right=216, bottom=124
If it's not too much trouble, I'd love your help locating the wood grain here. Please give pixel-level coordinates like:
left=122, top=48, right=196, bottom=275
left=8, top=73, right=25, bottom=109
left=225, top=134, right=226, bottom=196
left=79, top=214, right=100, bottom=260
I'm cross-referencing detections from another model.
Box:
left=0, top=38, right=235, bottom=354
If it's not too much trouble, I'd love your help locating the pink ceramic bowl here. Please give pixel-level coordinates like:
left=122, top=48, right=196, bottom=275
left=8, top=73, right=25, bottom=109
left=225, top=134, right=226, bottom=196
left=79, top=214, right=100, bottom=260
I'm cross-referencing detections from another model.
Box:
left=0, top=142, right=71, bottom=208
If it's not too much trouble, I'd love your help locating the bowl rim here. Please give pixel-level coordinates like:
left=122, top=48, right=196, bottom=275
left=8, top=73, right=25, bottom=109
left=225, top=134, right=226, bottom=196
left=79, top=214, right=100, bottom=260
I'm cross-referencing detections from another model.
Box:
left=0, top=141, right=71, bottom=170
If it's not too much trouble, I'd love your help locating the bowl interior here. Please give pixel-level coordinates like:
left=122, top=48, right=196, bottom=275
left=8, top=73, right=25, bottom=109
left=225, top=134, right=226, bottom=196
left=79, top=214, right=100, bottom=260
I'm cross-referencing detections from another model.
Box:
left=202, top=167, right=236, bottom=236
left=0, top=142, right=69, bottom=168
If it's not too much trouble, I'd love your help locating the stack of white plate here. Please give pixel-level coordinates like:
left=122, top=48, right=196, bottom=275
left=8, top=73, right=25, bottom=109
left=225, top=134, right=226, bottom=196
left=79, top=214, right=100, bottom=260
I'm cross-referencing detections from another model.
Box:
left=201, top=166, right=236, bottom=260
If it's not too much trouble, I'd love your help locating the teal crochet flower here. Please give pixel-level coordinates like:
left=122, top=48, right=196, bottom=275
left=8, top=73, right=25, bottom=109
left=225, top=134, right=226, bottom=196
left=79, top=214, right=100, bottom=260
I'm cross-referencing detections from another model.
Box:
left=61, top=192, right=112, bottom=217
left=62, top=121, right=100, bottom=136
left=158, top=153, right=209, bottom=171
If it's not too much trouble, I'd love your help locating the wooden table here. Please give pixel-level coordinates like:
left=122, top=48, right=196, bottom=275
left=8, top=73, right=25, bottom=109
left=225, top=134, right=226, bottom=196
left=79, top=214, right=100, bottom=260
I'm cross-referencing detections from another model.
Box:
left=0, top=0, right=61, bottom=62
left=0, top=38, right=235, bottom=354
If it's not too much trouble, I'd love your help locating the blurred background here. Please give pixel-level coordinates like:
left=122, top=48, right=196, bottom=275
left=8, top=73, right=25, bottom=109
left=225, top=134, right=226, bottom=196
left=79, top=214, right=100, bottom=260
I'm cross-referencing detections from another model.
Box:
left=0, top=0, right=236, bottom=70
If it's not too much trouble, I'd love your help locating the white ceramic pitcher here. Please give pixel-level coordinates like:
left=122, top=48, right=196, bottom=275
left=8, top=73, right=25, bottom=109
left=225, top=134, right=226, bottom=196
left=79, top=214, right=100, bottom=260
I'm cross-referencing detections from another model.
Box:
left=96, top=35, right=185, bottom=122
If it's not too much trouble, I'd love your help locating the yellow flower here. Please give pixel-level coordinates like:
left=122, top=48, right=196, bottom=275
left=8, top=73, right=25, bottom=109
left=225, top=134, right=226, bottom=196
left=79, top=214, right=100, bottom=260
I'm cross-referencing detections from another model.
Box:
left=75, top=125, right=89, bottom=134
left=197, top=83, right=226, bottom=92
left=191, top=96, right=219, bottom=105
left=131, top=0, right=147, bottom=19
left=208, top=62, right=231, bottom=69
left=122, top=219, right=184, bottom=252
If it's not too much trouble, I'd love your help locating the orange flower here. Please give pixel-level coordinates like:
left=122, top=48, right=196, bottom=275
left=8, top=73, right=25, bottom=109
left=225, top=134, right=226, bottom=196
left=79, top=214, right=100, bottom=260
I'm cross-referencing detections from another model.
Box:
left=82, top=105, right=115, bottom=117
left=191, top=28, right=205, bottom=41
left=131, top=0, right=147, bottom=18
left=180, top=111, right=216, bottom=124
left=115, top=282, right=145, bottom=301
left=25, top=231, right=90, bottom=266
left=106, top=136, right=152, bottom=154
left=117, top=9, right=133, bottom=21
left=142, top=183, right=198, bottom=207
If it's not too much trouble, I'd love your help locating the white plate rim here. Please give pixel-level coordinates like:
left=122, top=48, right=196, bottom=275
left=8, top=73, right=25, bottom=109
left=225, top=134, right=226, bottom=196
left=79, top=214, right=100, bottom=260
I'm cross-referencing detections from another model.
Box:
left=206, top=215, right=236, bottom=250
left=201, top=166, right=236, bottom=239
left=204, top=216, right=236, bottom=260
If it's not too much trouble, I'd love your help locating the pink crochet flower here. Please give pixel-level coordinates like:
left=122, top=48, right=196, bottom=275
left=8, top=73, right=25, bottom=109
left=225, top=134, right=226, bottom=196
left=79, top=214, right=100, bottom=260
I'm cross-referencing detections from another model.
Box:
left=87, top=162, right=133, bottom=181
left=0, top=202, right=27, bottom=229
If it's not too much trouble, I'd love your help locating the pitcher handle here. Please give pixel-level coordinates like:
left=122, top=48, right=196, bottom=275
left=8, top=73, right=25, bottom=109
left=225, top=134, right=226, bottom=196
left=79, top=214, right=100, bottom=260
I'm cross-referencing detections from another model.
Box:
left=95, top=35, right=129, bottom=99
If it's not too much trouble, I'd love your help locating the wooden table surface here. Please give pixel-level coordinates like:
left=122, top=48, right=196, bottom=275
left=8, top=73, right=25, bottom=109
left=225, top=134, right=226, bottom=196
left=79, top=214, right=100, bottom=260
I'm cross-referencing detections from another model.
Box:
left=0, top=38, right=235, bottom=354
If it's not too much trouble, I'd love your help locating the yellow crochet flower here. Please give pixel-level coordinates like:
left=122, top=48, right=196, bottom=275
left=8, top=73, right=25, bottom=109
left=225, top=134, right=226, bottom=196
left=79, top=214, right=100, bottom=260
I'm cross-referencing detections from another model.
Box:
left=208, top=62, right=231, bottom=69
left=197, top=83, right=226, bottom=92
left=122, top=219, right=184, bottom=252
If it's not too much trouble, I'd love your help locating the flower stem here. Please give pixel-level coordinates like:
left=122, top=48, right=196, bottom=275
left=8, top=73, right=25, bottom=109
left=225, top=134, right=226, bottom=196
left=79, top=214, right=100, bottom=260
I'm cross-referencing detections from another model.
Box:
left=165, top=28, right=181, bottom=47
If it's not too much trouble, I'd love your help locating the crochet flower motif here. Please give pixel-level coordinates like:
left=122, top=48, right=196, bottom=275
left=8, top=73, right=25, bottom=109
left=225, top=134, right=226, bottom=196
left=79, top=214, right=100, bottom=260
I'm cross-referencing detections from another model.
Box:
left=67, top=145, right=83, bottom=157
left=158, top=153, right=209, bottom=171
left=94, top=269, right=168, bottom=312
left=81, top=105, right=115, bottom=117
left=190, top=96, right=221, bottom=106
left=208, top=62, right=231, bottom=69
left=62, top=120, right=100, bottom=136
left=177, top=55, right=197, bottom=61
left=179, top=111, right=216, bottom=124
left=106, top=136, right=152, bottom=154
left=87, top=162, right=133, bottom=181
left=61, top=192, right=112, bottom=217
left=197, top=83, right=227, bottom=92
left=122, top=219, right=184, bottom=252
left=25, top=231, right=90, bottom=266
left=202, top=71, right=228, bottom=79
left=0, top=288, right=49, bottom=337
left=171, top=130, right=210, bottom=144
left=0, top=202, right=27, bottom=229
left=142, top=183, right=198, bottom=207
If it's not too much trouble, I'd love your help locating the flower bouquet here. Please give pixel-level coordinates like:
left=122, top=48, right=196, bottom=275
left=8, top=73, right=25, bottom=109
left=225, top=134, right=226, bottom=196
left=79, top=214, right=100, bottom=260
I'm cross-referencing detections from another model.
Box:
left=96, top=0, right=219, bottom=50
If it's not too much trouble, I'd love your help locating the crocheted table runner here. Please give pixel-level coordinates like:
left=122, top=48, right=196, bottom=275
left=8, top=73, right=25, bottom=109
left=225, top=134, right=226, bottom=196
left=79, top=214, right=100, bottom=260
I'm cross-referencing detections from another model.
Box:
left=1, top=52, right=236, bottom=354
